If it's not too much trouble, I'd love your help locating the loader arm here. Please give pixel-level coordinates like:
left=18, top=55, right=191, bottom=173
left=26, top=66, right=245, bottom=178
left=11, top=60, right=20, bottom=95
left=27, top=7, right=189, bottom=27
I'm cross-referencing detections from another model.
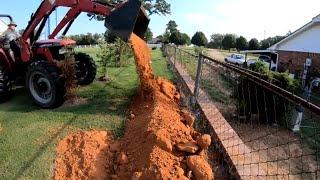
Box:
left=22, top=0, right=113, bottom=45
left=20, top=0, right=149, bottom=62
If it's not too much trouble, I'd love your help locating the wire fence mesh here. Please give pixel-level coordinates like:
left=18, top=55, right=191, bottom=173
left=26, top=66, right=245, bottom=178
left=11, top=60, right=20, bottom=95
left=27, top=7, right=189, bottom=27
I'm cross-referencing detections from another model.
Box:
left=164, top=45, right=320, bottom=179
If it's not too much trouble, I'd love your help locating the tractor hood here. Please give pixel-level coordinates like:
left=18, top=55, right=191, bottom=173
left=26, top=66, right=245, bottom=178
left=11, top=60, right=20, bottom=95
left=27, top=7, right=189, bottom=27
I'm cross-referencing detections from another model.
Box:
left=35, top=39, right=76, bottom=47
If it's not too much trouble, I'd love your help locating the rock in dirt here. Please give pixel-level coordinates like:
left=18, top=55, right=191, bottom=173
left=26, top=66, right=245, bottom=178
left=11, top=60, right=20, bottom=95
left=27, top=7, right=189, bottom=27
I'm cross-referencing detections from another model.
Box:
left=176, top=141, right=199, bottom=153
left=197, top=134, right=212, bottom=149
left=181, top=109, right=195, bottom=127
left=132, top=172, right=143, bottom=180
left=157, top=135, right=173, bottom=152
left=130, top=113, right=136, bottom=120
left=187, top=155, right=214, bottom=180
left=158, top=78, right=177, bottom=99
left=118, top=151, right=129, bottom=165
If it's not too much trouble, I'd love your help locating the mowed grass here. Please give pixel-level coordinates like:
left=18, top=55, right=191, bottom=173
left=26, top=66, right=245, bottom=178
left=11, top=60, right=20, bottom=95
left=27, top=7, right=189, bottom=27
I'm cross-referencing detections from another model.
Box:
left=0, top=47, right=173, bottom=179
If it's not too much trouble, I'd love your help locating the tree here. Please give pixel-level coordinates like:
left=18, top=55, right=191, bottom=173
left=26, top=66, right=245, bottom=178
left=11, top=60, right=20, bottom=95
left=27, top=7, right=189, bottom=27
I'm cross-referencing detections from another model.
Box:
left=104, top=30, right=117, bottom=43
left=207, top=34, right=224, bottom=49
left=191, top=32, right=208, bottom=46
left=260, top=36, right=285, bottom=50
left=248, top=38, right=260, bottom=50
left=166, top=20, right=178, bottom=34
left=95, top=0, right=171, bottom=16
left=145, top=27, right=153, bottom=42
left=68, top=33, right=100, bottom=45
left=235, top=36, right=248, bottom=51
left=169, top=31, right=183, bottom=45
left=222, top=34, right=236, bottom=51
left=181, top=33, right=191, bottom=45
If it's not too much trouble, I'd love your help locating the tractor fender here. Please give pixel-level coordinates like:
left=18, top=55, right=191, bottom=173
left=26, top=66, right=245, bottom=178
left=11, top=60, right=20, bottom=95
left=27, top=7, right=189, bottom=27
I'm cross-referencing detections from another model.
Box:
left=0, top=49, right=13, bottom=72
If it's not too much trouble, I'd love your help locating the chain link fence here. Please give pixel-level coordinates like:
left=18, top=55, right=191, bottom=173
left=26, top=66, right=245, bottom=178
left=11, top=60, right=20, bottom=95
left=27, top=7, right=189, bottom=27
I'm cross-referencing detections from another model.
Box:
left=164, top=45, right=320, bottom=179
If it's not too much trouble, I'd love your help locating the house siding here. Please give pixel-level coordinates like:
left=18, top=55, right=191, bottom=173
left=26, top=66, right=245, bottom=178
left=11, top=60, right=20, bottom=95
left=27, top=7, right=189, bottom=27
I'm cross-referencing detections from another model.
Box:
left=277, top=50, right=320, bottom=78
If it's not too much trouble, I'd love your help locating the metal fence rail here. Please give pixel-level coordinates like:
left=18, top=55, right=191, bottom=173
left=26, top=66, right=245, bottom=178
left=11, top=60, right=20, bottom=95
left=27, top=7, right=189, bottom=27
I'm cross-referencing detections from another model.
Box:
left=164, top=45, right=320, bottom=179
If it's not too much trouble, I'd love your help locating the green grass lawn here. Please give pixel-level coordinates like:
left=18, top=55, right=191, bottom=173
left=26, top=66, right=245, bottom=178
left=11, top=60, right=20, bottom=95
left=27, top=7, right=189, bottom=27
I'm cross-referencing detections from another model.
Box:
left=0, top=48, right=173, bottom=179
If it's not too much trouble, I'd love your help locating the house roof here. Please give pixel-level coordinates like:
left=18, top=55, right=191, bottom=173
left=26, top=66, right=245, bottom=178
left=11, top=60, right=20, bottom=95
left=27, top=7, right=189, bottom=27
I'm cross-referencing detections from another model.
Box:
left=268, top=14, right=320, bottom=52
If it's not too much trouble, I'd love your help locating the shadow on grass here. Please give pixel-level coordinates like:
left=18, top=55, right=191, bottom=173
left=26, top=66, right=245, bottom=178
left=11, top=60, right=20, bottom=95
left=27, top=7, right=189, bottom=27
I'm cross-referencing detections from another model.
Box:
left=12, top=115, right=77, bottom=179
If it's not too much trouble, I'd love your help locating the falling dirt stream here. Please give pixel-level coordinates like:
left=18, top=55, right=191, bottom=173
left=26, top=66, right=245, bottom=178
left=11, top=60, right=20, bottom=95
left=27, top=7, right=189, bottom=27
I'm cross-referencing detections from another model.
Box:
left=54, top=34, right=214, bottom=180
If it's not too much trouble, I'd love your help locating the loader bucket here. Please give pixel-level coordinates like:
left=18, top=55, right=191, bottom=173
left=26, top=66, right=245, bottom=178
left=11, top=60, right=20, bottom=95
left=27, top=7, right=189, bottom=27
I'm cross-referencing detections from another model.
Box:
left=104, top=0, right=150, bottom=41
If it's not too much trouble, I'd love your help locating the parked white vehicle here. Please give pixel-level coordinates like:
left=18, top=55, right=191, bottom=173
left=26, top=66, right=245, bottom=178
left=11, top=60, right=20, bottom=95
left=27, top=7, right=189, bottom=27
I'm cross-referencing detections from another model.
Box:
left=224, top=54, right=245, bottom=65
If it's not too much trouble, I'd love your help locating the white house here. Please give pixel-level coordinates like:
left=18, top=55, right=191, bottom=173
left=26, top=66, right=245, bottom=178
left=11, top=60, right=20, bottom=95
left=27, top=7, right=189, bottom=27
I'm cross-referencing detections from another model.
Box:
left=268, top=14, right=320, bottom=76
left=0, top=19, right=7, bottom=35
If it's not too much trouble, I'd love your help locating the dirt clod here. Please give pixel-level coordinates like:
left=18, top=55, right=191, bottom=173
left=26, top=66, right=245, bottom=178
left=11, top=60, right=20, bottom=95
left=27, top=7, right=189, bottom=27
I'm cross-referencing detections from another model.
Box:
left=110, top=142, right=121, bottom=152
left=176, top=141, right=199, bottom=153
left=157, top=135, right=173, bottom=152
left=117, top=151, right=129, bottom=165
left=197, top=134, right=212, bottom=149
left=132, top=172, right=143, bottom=180
left=187, top=155, right=214, bottom=180
left=181, top=109, right=195, bottom=127
left=130, top=113, right=136, bottom=120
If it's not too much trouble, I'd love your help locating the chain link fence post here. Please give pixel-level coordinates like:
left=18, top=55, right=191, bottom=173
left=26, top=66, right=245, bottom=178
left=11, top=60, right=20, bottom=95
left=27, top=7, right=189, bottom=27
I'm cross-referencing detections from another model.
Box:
left=192, top=53, right=204, bottom=106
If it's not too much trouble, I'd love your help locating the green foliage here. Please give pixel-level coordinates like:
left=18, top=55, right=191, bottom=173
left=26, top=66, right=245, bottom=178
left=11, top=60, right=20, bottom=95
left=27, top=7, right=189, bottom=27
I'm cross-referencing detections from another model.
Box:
left=166, top=20, right=178, bottom=34
left=260, top=36, right=285, bottom=50
left=68, top=33, right=103, bottom=45
left=249, top=60, right=270, bottom=74
left=169, top=31, right=190, bottom=45
left=181, top=33, right=191, bottom=45
left=235, top=36, right=248, bottom=51
left=235, top=60, right=302, bottom=126
left=194, top=46, right=207, bottom=56
left=97, top=38, right=133, bottom=78
left=169, top=31, right=183, bottom=45
left=222, top=34, right=236, bottom=50
left=248, top=38, right=260, bottom=50
left=104, top=30, right=117, bottom=43
left=191, top=31, right=208, bottom=46
left=249, top=61, right=301, bottom=93
left=145, top=27, right=153, bottom=41
left=95, top=0, right=171, bottom=16
left=207, top=33, right=224, bottom=49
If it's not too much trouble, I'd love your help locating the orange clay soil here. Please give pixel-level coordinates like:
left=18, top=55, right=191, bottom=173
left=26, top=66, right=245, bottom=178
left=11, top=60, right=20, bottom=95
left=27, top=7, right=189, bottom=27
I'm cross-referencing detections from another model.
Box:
left=54, top=33, right=214, bottom=180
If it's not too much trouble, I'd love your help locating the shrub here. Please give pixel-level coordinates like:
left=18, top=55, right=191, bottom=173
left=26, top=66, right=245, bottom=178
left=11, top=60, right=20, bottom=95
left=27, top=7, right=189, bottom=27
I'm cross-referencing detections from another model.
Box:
left=235, top=61, right=302, bottom=127
left=97, top=38, right=133, bottom=79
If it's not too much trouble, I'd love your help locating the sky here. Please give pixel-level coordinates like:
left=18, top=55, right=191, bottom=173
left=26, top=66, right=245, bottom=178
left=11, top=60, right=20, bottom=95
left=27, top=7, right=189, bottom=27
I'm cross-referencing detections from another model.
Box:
left=0, top=0, right=319, bottom=41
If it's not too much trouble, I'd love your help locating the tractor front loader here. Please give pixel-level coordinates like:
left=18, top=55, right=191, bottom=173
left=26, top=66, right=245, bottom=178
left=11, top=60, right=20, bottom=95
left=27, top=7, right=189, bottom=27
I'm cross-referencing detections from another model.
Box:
left=0, top=0, right=149, bottom=108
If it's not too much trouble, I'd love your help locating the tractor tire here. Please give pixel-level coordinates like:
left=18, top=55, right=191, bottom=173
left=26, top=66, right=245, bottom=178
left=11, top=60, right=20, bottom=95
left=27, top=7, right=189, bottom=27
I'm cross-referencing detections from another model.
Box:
left=26, top=61, right=66, bottom=108
left=75, top=53, right=96, bottom=85
left=0, top=64, right=13, bottom=103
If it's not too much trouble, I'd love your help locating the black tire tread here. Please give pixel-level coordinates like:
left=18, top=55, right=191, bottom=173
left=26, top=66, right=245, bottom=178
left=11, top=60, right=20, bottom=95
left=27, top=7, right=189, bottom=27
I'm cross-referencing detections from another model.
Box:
left=0, top=63, right=13, bottom=102
left=75, top=52, right=97, bottom=85
left=26, top=61, right=66, bottom=108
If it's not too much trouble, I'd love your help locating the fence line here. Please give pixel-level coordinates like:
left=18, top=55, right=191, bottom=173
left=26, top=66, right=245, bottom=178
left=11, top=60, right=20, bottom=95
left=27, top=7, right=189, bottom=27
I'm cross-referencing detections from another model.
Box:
left=164, top=45, right=320, bottom=179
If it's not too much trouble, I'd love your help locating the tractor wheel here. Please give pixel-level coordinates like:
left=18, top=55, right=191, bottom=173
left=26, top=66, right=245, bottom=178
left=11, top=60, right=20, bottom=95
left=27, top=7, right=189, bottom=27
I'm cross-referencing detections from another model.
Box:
left=75, top=53, right=96, bottom=85
left=0, top=64, right=13, bottom=103
left=26, top=61, right=66, bottom=108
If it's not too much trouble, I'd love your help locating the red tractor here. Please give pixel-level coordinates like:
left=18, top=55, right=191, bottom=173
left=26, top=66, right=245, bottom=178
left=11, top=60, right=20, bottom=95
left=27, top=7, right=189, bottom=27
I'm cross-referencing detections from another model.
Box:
left=0, top=0, right=149, bottom=108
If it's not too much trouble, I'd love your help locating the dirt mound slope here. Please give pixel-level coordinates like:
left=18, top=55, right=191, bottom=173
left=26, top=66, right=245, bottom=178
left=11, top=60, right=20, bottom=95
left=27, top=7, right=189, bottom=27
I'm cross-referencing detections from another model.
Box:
left=54, top=130, right=116, bottom=180
left=54, top=34, right=214, bottom=180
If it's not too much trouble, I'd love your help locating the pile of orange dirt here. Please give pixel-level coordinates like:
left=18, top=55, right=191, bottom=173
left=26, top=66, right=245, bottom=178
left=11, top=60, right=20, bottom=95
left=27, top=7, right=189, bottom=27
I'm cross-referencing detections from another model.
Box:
left=54, top=33, right=214, bottom=180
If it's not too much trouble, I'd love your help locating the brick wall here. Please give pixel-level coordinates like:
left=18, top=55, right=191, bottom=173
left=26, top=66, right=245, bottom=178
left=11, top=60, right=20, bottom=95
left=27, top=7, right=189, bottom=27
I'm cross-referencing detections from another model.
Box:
left=277, top=50, right=320, bottom=78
